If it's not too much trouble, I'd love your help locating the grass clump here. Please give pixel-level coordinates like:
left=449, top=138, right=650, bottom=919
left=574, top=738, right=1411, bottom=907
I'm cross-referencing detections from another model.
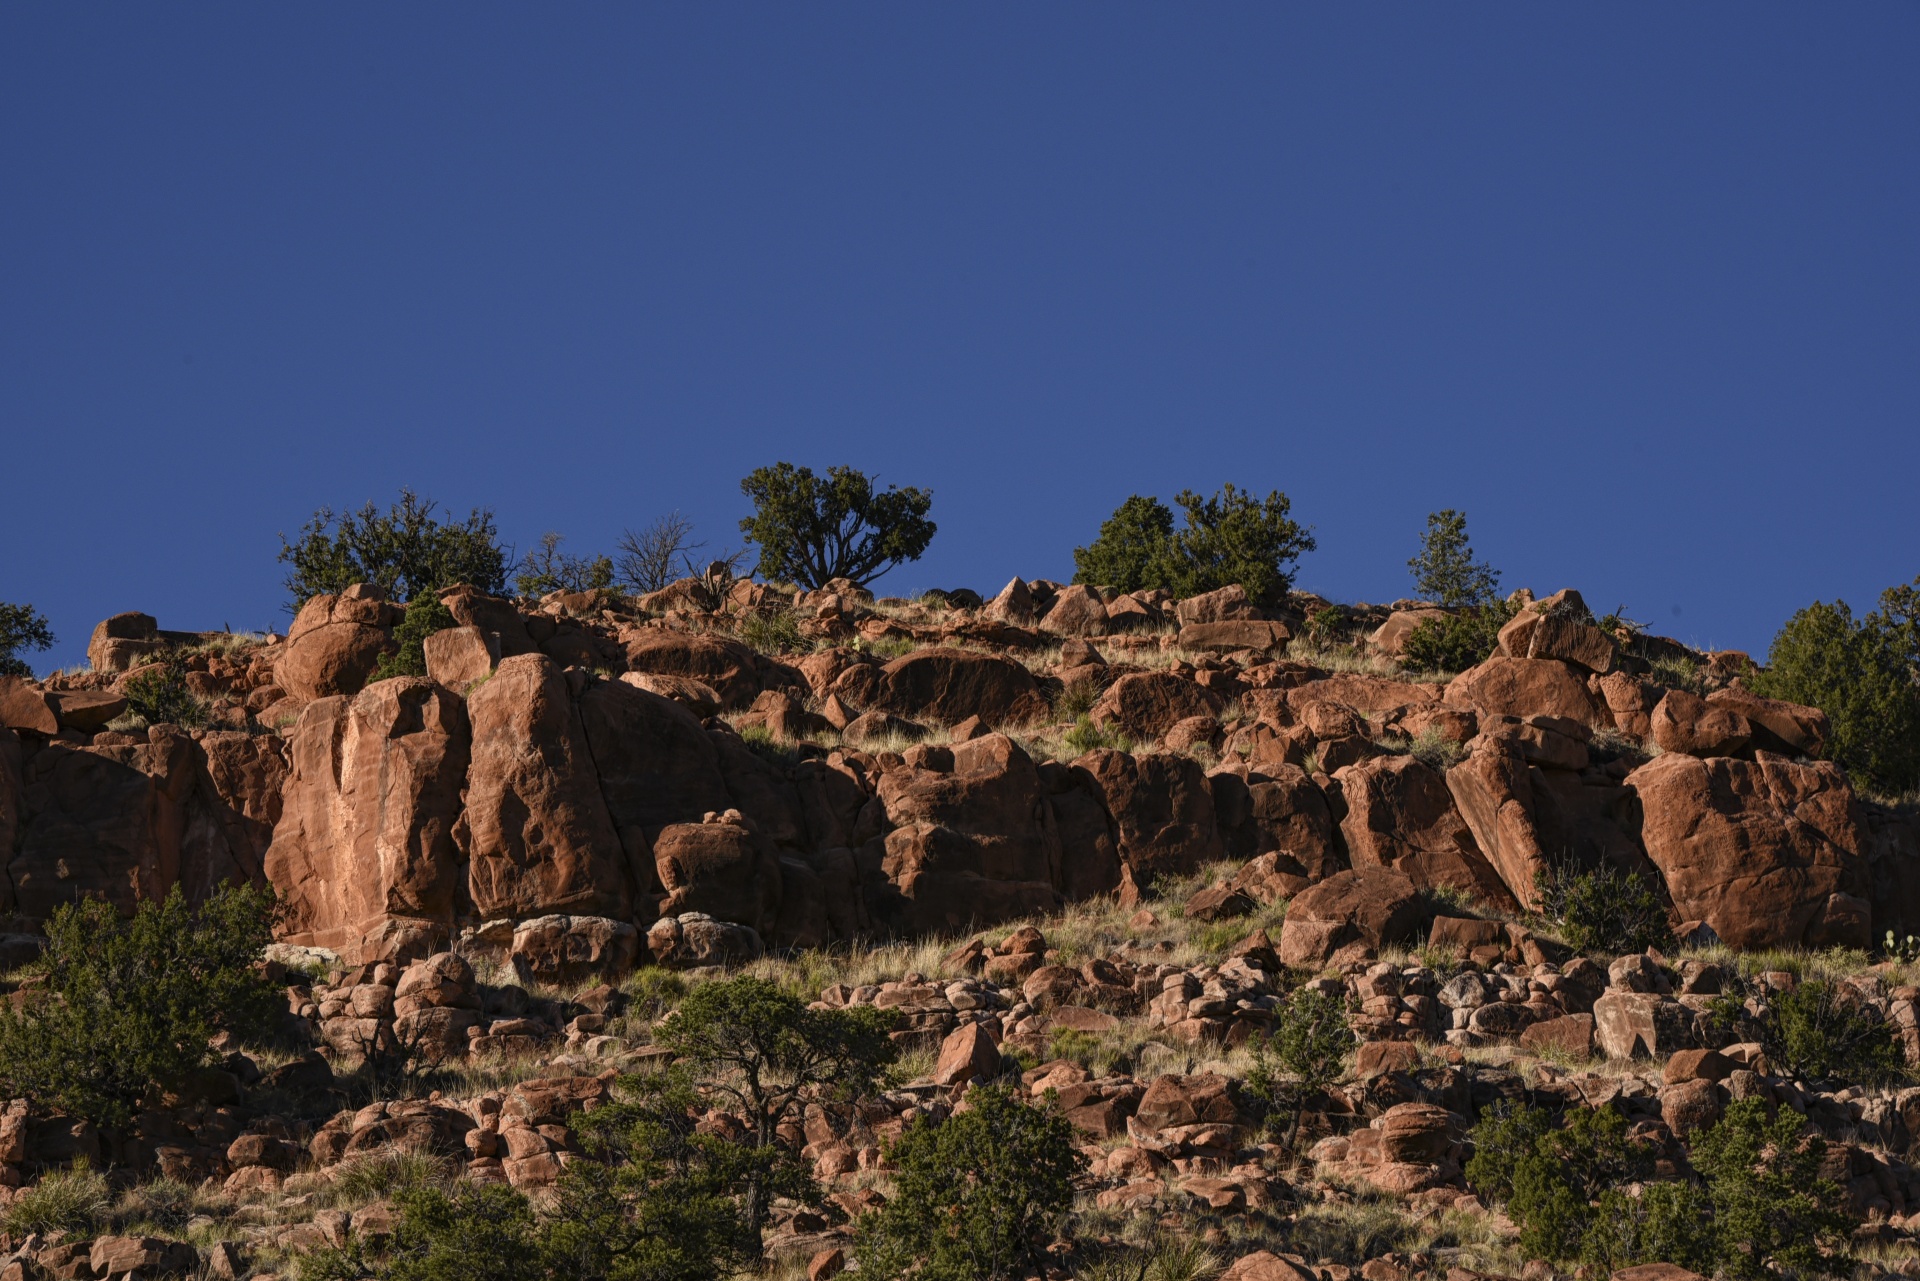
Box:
left=1054, top=678, right=1101, bottom=721
left=122, top=654, right=209, bottom=727
left=1063, top=716, right=1134, bottom=756
left=2, top=1161, right=110, bottom=1237
left=738, top=609, right=805, bottom=656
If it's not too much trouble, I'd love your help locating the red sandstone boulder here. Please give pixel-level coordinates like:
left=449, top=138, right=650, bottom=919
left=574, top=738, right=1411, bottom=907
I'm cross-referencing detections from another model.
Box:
left=653, top=813, right=784, bottom=936
left=1178, top=620, right=1290, bottom=655
left=1369, top=609, right=1449, bottom=657
left=1651, top=688, right=1752, bottom=757
left=277, top=585, right=398, bottom=702
left=440, top=585, right=535, bottom=656
left=1075, top=749, right=1222, bottom=886
left=933, top=1022, right=1002, bottom=1086
left=872, top=734, right=1065, bottom=934
left=1627, top=752, right=1869, bottom=950
left=1336, top=755, right=1515, bottom=909
left=873, top=648, right=1044, bottom=726
left=422, top=626, right=499, bottom=690
left=1706, top=686, right=1829, bottom=757
left=1090, top=672, right=1225, bottom=743
left=1287, top=674, right=1440, bottom=716
left=1444, top=656, right=1606, bottom=728
left=1496, top=588, right=1615, bottom=673
left=576, top=677, right=732, bottom=871
left=461, top=655, right=632, bottom=922
left=1039, top=585, right=1111, bottom=637
left=1209, top=763, right=1339, bottom=878
left=1444, top=736, right=1550, bottom=908
left=1174, top=585, right=1259, bottom=625
left=0, top=677, right=58, bottom=736
left=265, top=680, right=469, bottom=961
left=1277, top=867, right=1425, bottom=967
left=622, top=631, right=767, bottom=709
left=87, top=611, right=166, bottom=673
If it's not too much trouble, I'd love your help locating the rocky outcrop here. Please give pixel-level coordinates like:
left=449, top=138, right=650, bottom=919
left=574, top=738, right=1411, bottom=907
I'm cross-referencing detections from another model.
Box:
left=1628, top=752, right=1870, bottom=950
left=277, top=586, right=399, bottom=702
left=1075, top=749, right=1221, bottom=887
left=1336, top=755, right=1515, bottom=910
left=461, top=655, right=633, bottom=923
left=1277, top=867, right=1425, bottom=967
left=265, top=680, right=470, bottom=962
left=1445, top=657, right=1607, bottom=729
left=871, top=648, right=1044, bottom=727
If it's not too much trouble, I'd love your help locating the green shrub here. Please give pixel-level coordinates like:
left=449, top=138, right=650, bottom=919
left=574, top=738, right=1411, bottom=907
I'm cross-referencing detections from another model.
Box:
left=279, top=488, right=507, bottom=611
left=121, top=655, right=208, bottom=727
left=1053, top=677, right=1100, bottom=721
left=737, top=610, right=804, bottom=655
left=1750, top=583, right=1920, bottom=795
left=384, top=1183, right=542, bottom=1281
left=738, top=463, right=935, bottom=589
left=1, top=1161, right=110, bottom=1237
left=1407, top=509, right=1501, bottom=608
left=372, top=595, right=456, bottom=681
left=514, top=532, right=614, bottom=599
left=0, top=884, right=281, bottom=1130
left=1062, top=715, right=1133, bottom=756
left=1757, top=978, right=1905, bottom=1086
left=1246, top=984, right=1353, bottom=1146
left=1466, top=1103, right=1652, bottom=1264
left=1533, top=862, right=1671, bottom=955
left=0, top=601, right=55, bottom=678
left=1681, top=1097, right=1852, bottom=1279
left=1073, top=486, right=1315, bottom=607
left=1401, top=598, right=1520, bottom=674
left=655, top=976, right=898, bottom=1238
left=856, top=1084, right=1086, bottom=1281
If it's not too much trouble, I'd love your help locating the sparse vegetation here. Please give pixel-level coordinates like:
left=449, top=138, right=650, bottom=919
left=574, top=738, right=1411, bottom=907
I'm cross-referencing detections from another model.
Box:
left=1063, top=714, right=1134, bottom=756
left=1401, top=597, right=1521, bottom=674
left=2, top=1161, right=110, bottom=1238
left=1533, top=861, right=1671, bottom=955
left=0, top=600, right=55, bottom=678
left=121, top=652, right=210, bottom=726
left=856, top=1084, right=1086, bottom=1281
left=279, top=488, right=508, bottom=610
left=737, top=609, right=805, bottom=655
left=514, top=531, right=614, bottom=598
left=1246, top=983, right=1352, bottom=1147
left=1408, top=509, right=1501, bottom=608
left=1750, top=577, right=1920, bottom=796
left=0, top=884, right=281, bottom=1130
left=1073, top=485, right=1315, bottom=606
left=738, top=463, right=936, bottom=589
left=372, top=594, right=456, bottom=680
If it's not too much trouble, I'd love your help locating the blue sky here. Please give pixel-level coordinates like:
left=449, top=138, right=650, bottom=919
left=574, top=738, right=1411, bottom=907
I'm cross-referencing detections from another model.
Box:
left=4, top=5, right=1916, bottom=673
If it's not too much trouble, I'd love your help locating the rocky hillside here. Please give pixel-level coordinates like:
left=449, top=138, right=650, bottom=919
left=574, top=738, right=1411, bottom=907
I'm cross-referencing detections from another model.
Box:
left=0, top=575, right=1913, bottom=975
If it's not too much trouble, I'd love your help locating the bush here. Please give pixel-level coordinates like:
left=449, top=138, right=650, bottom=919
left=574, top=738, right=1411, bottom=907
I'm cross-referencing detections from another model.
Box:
left=654, top=976, right=897, bottom=1237
left=278, top=488, right=507, bottom=611
left=514, top=532, right=614, bottom=599
left=1750, top=583, right=1920, bottom=795
left=0, top=885, right=282, bottom=1129
left=383, top=1183, right=541, bottom=1281
left=738, top=463, right=935, bottom=589
left=0, top=601, right=55, bottom=678
left=1246, top=984, right=1353, bottom=1146
left=1407, top=509, right=1500, bottom=607
left=1533, top=862, right=1672, bottom=955
left=1062, top=715, right=1133, bottom=756
left=737, top=610, right=804, bottom=655
left=856, top=1084, right=1086, bottom=1281
left=1072, top=486, right=1315, bottom=607
left=1401, top=598, right=1520, bottom=674
left=1756, top=978, right=1905, bottom=1086
left=372, top=595, right=456, bottom=681
left=121, top=655, right=209, bottom=727
left=1468, top=1100, right=1853, bottom=1278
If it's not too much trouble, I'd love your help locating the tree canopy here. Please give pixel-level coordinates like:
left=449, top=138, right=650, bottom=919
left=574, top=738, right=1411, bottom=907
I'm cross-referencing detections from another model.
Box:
left=1408, top=508, right=1501, bottom=607
left=278, top=488, right=508, bottom=610
left=737, top=463, right=935, bottom=589
left=1072, top=484, right=1315, bottom=606
left=0, top=602, right=55, bottom=678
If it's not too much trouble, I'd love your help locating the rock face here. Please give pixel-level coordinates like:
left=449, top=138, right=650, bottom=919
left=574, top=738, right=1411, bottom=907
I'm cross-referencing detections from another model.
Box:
left=1076, top=749, right=1222, bottom=886
left=1445, top=657, right=1606, bottom=729
left=872, top=649, right=1043, bottom=727
left=461, top=655, right=633, bottom=923
left=1651, top=689, right=1751, bottom=758
left=1628, top=753, right=1869, bottom=950
left=265, top=680, right=470, bottom=962
left=1277, top=868, right=1425, bottom=967
left=1336, top=755, right=1515, bottom=909
left=277, top=586, right=398, bottom=702
left=1090, top=672, right=1225, bottom=743
left=653, top=813, right=784, bottom=937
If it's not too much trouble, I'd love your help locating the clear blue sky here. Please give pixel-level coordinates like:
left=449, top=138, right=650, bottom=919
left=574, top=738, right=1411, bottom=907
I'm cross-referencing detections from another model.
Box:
left=5, top=5, right=1916, bottom=673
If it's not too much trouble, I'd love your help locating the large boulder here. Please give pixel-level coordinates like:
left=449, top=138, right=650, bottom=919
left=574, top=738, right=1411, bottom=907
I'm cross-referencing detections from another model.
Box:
left=622, top=631, right=769, bottom=710
left=871, top=735, right=1062, bottom=934
left=574, top=677, right=732, bottom=876
left=1369, top=609, right=1448, bottom=658
left=1627, top=753, right=1869, bottom=950
left=1209, top=764, right=1340, bottom=879
left=198, top=730, right=290, bottom=872
left=1277, top=868, right=1425, bottom=967
left=1178, top=620, right=1290, bottom=654
left=1444, top=737, right=1549, bottom=908
left=1174, top=585, right=1259, bottom=625
left=1286, top=675, right=1440, bottom=716
left=1496, top=589, right=1615, bottom=674
left=439, top=586, right=535, bottom=656
left=1650, top=689, right=1751, bottom=758
left=265, top=680, right=470, bottom=961
left=1075, top=749, right=1222, bottom=886
left=872, top=648, right=1045, bottom=727
left=1336, top=755, right=1515, bottom=909
left=1089, top=672, right=1225, bottom=743
left=277, top=585, right=398, bottom=702
left=0, top=678, right=57, bottom=736
left=86, top=611, right=166, bottom=673
left=652, top=813, right=784, bottom=935
left=461, top=656, right=632, bottom=922
left=1444, top=656, right=1607, bottom=729
left=1038, top=585, right=1111, bottom=637
left=11, top=727, right=257, bottom=921
left=1705, top=687, right=1828, bottom=758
